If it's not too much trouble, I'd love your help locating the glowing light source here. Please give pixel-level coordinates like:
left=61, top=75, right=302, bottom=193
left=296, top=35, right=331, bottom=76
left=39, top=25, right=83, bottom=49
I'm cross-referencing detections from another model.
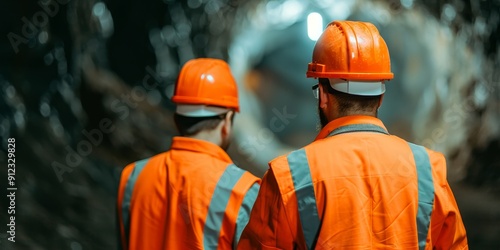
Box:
left=400, top=0, right=414, bottom=9
left=307, top=12, right=323, bottom=41
left=92, top=2, right=105, bottom=17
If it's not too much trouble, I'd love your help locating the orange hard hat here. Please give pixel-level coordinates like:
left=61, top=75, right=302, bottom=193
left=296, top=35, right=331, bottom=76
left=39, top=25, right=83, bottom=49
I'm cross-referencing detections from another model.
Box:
left=307, top=21, right=393, bottom=81
left=172, top=58, right=239, bottom=116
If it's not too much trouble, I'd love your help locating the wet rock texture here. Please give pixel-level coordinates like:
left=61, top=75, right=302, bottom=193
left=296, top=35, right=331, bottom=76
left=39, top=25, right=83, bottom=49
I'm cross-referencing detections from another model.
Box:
left=0, top=0, right=498, bottom=249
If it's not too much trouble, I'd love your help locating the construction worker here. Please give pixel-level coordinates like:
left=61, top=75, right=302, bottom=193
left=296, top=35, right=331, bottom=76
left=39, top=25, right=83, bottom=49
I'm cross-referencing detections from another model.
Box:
left=117, top=58, right=260, bottom=249
left=238, top=21, right=468, bottom=249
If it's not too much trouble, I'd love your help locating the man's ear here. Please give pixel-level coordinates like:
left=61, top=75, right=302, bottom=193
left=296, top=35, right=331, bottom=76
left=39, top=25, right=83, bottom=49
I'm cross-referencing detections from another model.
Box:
left=318, top=83, right=329, bottom=109
left=378, top=94, right=384, bottom=108
left=221, top=111, right=234, bottom=137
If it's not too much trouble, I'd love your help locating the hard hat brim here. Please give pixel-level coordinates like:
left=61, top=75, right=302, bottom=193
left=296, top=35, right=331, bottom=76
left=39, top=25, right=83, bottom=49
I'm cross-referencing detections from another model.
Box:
left=329, top=79, right=386, bottom=96
left=176, top=104, right=230, bottom=117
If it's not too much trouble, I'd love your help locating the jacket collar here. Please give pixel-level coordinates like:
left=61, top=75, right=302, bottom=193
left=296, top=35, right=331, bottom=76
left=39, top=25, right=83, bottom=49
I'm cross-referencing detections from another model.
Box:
left=315, top=115, right=388, bottom=141
left=170, top=136, right=232, bottom=163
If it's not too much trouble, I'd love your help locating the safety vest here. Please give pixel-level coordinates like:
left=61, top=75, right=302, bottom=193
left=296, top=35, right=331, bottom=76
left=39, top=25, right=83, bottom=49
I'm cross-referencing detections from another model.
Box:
left=238, top=115, right=467, bottom=250
left=117, top=137, right=260, bottom=250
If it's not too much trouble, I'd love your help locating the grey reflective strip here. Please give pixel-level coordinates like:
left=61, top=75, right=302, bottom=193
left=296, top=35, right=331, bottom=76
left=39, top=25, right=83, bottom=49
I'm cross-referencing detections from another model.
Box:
left=408, top=143, right=435, bottom=249
left=233, top=183, right=260, bottom=249
left=327, top=124, right=389, bottom=137
left=287, top=149, right=321, bottom=250
left=203, top=164, right=245, bottom=249
left=121, top=158, right=150, bottom=245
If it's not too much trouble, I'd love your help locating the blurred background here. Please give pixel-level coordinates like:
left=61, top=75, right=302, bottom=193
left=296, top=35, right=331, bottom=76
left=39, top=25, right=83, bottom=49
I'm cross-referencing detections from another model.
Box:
left=0, top=0, right=499, bottom=249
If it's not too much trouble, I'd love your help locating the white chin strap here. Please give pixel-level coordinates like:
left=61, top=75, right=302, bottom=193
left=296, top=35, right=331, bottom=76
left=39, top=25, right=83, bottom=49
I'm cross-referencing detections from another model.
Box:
left=329, top=79, right=385, bottom=96
left=176, top=105, right=230, bottom=117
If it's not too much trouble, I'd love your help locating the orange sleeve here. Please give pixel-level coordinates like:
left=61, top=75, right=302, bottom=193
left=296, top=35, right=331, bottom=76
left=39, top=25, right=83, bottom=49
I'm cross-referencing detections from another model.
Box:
left=428, top=151, right=468, bottom=250
left=237, top=170, right=295, bottom=249
left=116, top=163, right=135, bottom=250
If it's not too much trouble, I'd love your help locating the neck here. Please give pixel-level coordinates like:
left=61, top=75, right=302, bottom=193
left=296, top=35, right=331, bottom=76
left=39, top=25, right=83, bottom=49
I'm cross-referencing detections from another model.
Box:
left=329, top=110, right=378, bottom=122
left=187, top=131, right=221, bottom=147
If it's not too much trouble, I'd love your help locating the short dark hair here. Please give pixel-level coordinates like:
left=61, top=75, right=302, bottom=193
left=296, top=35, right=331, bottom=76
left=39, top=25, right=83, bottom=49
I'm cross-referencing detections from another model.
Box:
left=173, top=112, right=232, bottom=136
left=319, top=78, right=381, bottom=116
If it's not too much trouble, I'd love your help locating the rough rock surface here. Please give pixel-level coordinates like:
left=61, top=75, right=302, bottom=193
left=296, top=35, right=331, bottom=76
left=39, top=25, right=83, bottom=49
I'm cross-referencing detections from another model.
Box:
left=0, top=0, right=498, bottom=249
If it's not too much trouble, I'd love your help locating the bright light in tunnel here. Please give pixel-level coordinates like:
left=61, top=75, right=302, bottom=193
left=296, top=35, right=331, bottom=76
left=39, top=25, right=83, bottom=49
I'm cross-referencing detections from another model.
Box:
left=400, top=0, right=414, bottom=9
left=92, top=2, right=106, bottom=17
left=307, top=12, right=323, bottom=41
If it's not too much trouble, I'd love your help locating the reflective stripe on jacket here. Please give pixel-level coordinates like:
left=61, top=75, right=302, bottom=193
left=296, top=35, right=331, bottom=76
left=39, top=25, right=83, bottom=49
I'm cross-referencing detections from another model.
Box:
left=117, top=137, right=260, bottom=250
left=238, top=115, right=467, bottom=250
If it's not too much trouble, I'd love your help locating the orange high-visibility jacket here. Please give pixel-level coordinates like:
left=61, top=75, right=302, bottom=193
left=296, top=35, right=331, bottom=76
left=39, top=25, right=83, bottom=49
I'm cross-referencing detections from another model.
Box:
left=238, top=116, right=467, bottom=250
left=117, top=137, right=260, bottom=250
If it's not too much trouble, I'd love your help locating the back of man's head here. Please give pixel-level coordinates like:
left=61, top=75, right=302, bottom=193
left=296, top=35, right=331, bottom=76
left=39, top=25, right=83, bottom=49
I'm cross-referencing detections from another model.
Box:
left=306, top=21, right=394, bottom=123
left=171, top=58, right=239, bottom=146
left=173, top=112, right=233, bottom=136
left=318, top=78, right=381, bottom=117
